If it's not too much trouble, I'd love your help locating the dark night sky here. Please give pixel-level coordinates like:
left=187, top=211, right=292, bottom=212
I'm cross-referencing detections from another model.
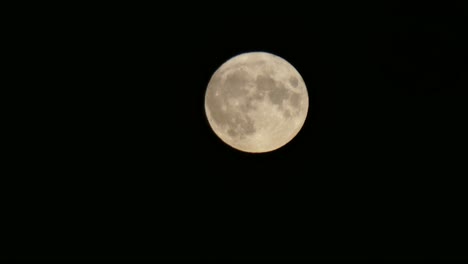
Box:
left=10, top=1, right=467, bottom=262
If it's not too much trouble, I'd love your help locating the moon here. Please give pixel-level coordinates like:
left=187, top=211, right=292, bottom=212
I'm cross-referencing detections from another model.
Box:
left=204, top=52, right=308, bottom=153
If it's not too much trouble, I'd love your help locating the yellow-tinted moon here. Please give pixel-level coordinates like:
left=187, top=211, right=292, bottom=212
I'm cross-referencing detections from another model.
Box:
left=205, top=52, right=308, bottom=153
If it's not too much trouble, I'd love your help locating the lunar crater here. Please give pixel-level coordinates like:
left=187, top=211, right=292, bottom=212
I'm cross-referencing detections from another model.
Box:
left=289, top=76, right=299, bottom=88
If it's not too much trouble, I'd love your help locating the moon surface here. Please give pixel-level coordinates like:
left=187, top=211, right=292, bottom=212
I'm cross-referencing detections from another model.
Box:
left=204, top=52, right=308, bottom=153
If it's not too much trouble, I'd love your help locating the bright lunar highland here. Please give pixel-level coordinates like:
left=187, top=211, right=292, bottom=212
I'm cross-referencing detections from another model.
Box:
left=205, top=52, right=309, bottom=153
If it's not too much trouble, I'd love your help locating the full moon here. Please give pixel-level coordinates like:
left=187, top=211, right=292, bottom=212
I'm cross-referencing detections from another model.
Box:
left=204, top=52, right=309, bottom=153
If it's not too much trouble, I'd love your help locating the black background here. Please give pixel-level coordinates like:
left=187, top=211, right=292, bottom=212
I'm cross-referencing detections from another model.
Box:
left=9, top=1, right=467, bottom=262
